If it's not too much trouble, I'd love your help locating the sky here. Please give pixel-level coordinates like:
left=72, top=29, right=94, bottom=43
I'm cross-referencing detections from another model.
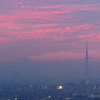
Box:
left=0, top=0, right=100, bottom=82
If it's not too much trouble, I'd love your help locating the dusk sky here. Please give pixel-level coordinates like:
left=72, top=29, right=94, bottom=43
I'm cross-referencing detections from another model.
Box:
left=0, top=0, right=100, bottom=82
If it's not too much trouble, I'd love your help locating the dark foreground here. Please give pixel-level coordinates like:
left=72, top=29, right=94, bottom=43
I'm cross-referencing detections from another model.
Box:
left=0, top=80, right=100, bottom=100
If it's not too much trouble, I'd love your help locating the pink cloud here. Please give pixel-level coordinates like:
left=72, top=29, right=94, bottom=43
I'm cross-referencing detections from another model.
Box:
left=28, top=51, right=84, bottom=61
left=28, top=44, right=100, bottom=62
left=32, top=24, right=57, bottom=29
left=36, top=5, right=63, bottom=9
left=11, top=24, right=93, bottom=40
left=0, top=37, right=12, bottom=42
left=17, top=2, right=100, bottom=12
left=0, top=0, right=100, bottom=62
left=79, top=34, right=95, bottom=39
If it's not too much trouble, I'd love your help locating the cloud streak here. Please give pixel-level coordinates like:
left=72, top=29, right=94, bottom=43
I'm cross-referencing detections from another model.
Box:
left=0, top=0, right=100, bottom=61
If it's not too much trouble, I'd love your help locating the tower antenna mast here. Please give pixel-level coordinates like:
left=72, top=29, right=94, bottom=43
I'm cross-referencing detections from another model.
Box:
left=85, top=41, right=89, bottom=80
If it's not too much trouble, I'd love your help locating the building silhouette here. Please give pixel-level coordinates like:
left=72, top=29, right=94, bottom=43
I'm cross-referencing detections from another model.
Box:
left=85, top=41, right=89, bottom=80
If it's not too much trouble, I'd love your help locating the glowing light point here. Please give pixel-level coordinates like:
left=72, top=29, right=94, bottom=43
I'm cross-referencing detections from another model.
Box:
left=14, top=98, right=18, bottom=100
left=57, top=86, right=64, bottom=90
left=48, top=96, right=51, bottom=98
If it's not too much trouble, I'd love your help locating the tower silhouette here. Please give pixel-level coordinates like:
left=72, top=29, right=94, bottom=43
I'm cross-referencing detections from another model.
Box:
left=85, top=41, right=89, bottom=80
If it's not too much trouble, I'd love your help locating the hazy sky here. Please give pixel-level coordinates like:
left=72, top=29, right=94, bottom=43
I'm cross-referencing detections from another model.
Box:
left=0, top=0, right=100, bottom=82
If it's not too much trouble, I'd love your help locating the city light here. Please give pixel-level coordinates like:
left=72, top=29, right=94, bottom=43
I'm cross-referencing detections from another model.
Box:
left=57, top=86, right=64, bottom=90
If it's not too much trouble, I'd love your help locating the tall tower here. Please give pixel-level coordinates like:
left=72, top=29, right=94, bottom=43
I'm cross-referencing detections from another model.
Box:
left=85, top=41, right=89, bottom=80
